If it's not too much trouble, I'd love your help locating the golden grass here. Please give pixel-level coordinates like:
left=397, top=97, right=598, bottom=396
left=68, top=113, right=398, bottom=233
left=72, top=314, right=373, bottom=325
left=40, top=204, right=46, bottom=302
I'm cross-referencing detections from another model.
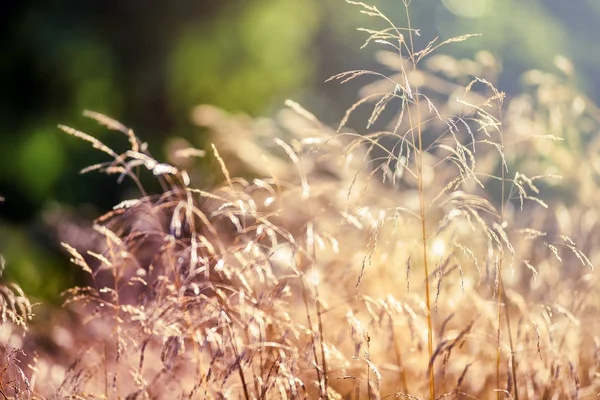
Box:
left=1, top=1, right=600, bottom=399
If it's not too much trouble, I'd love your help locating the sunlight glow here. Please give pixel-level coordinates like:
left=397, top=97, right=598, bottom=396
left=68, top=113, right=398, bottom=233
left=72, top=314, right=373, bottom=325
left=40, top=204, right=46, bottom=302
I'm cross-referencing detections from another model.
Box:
left=432, top=238, right=446, bottom=257
left=442, top=0, right=491, bottom=19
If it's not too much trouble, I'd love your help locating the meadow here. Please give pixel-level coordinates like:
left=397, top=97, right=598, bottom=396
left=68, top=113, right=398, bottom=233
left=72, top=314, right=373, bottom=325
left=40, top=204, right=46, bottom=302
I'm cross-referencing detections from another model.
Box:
left=1, top=1, right=599, bottom=399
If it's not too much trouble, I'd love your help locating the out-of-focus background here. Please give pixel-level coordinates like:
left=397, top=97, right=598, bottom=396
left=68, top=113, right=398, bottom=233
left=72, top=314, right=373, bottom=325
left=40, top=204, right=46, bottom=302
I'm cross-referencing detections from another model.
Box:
left=1, top=0, right=599, bottom=303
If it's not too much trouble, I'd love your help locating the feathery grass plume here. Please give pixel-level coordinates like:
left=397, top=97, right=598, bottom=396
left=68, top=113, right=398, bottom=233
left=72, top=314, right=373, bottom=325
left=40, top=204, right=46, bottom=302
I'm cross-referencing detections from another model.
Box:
left=0, top=200, right=34, bottom=398
left=322, top=1, right=600, bottom=398
left=55, top=112, right=346, bottom=398
left=188, top=31, right=597, bottom=400
left=330, top=1, right=514, bottom=398
left=0, top=234, right=33, bottom=333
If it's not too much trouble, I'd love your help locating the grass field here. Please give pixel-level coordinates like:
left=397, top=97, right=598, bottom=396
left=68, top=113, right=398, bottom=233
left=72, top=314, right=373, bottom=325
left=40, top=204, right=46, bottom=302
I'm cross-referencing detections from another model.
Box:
left=1, top=1, right=599, bottom=399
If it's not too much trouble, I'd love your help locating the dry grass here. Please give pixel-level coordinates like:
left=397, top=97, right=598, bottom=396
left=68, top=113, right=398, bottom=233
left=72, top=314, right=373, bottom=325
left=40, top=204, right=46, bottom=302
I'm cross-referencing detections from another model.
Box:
left=0, top=199, right=34, bottom=399
left=1, top=1, right=600, bottom=399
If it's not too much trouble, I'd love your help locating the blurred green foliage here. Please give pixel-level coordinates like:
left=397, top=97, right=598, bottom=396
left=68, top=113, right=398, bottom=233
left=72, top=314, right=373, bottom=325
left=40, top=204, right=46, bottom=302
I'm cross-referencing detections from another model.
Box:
left=1, top=0, right=600, bottom=303
left=170, top=0, right=321, bottom=114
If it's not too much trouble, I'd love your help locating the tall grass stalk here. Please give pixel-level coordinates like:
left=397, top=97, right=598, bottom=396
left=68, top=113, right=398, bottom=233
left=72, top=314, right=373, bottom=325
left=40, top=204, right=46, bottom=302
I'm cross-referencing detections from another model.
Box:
left=403, top=2, right=435, bottom=398
left=497, top=105, right=519, bottom=400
